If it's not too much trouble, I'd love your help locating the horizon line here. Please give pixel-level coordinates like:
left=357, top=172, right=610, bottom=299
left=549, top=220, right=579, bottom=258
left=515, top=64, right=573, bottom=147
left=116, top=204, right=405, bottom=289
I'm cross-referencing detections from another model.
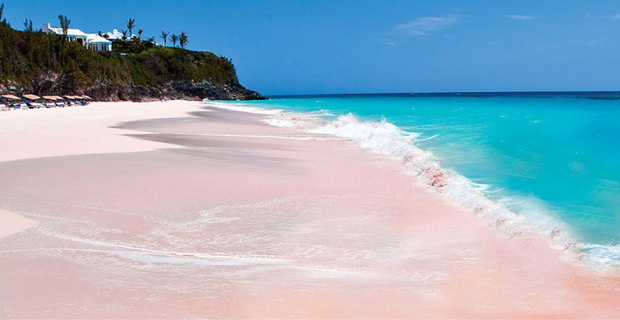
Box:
left=267, top=90, right=620, bottom=98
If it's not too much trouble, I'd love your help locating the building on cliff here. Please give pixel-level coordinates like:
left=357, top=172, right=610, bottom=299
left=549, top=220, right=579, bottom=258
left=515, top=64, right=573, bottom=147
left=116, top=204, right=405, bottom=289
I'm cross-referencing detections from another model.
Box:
left=42, top=23, right=113, bottom=52
left=104, top=29, right=137, bottom=41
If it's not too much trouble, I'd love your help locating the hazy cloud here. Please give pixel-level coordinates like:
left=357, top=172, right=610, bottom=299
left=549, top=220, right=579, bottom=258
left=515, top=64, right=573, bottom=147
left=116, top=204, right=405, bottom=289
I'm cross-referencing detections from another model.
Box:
left=507, top=15, right=538, bottom=20
left=395, top=15, right=465, bottom=36
left=609, top=14, right=620, bottom=19
left=375, top=37, right=397, bottom=46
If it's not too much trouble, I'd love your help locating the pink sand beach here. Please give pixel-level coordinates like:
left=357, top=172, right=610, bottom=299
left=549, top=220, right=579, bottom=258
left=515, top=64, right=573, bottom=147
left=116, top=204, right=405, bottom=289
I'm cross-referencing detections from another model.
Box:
left=0, top=100, right=619, bottom=318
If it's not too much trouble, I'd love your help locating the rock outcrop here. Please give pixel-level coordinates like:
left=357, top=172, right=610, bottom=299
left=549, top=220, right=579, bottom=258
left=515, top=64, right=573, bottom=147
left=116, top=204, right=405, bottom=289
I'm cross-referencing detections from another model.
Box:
left=83, top=80, right=265, bottom=102
left=2, top=75, right=266, bottom=102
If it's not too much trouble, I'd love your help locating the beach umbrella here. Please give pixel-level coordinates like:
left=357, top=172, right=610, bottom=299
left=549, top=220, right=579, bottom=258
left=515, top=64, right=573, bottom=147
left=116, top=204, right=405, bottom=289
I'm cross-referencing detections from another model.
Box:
left=1, top=94, right=21, bottom=100
left=23, top=94, right=41, bottom=100
left=42, top=95, right=58, bottom=100
left=81, top=95, right=92, bottom=100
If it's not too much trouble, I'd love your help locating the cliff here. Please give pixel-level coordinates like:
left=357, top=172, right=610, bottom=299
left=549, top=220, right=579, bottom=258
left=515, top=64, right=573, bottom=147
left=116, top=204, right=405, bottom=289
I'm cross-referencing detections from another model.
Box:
left=0, top=22, right=265, bottom=101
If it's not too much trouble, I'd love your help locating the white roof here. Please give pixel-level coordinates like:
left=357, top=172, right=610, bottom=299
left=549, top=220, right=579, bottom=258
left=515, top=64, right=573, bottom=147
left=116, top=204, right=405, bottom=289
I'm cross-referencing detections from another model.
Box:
left=105, top=29, right=126, bottom=40
left=47, top=25, right=88, bottom=37
left=66, top=28, right=88, bottom=37
left=87, top=34, right=112, bottom=44
left=105, top=28, right=137, bottom=40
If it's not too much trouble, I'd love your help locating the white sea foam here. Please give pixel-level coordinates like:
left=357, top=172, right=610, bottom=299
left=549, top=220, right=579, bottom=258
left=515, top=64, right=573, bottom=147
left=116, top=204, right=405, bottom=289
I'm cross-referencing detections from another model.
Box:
left=578, top=244, right=620, bottom=269
left=203, top=100, right=283, bottom=115
left=306, top=114, right=584, bottom=252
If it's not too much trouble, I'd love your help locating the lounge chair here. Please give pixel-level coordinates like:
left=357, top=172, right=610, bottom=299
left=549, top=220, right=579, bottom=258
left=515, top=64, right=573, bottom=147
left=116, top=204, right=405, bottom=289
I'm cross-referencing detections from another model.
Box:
left=24, top=99, right=44, bottom=109
left=1, top=96, right=22, bottom=110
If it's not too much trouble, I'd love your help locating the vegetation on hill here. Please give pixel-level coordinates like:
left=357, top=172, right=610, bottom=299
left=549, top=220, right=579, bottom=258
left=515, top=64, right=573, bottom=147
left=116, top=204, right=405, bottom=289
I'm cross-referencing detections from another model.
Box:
left=0, top=7, right=264, bottom=100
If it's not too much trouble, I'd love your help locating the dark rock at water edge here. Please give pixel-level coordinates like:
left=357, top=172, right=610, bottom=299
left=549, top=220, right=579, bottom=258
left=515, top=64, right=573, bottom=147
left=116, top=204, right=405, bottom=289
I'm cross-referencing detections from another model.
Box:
left=1, top=78, right=266, bottom=102
left=84, top=80, right=266, bottom=102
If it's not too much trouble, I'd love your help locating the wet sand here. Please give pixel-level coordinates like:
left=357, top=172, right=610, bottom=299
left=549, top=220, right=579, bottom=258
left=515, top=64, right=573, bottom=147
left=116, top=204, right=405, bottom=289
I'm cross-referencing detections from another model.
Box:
left=0, top=100, right=619, bottom=318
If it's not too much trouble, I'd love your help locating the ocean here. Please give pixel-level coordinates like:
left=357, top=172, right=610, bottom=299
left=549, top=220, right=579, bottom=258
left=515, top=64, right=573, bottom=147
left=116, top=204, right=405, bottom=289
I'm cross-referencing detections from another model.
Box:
left=229, top=92, right=620, bottom=267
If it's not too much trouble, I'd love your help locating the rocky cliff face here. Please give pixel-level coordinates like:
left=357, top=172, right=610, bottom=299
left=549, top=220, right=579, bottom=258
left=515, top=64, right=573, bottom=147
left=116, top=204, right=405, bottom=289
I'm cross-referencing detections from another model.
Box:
left=1, top=74, right=266, bottom=102
left=83, top=80, right=265, bottom=102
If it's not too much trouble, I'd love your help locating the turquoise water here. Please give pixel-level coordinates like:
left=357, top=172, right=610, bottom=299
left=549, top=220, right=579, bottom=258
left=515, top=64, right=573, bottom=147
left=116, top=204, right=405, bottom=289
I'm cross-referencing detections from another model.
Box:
left=237, top=93, right=620, bottom=258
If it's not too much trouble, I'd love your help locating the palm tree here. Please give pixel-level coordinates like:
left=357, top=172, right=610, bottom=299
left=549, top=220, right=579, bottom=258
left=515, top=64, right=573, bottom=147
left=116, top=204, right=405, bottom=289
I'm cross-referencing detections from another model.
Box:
left=160, top=31, right=168, bottom=46
left=171, top=34, right=178, bottom=47
left=179, top=31, right=188, bottom=49
left=0, top=3, right=5, bottom=24
left=58, top=15, right=71, bottom=39
left=121, top=29, right=128, bottom=41
left=138, top=28, right=143, bottom=40
left=126, top=18, right=135, bottom=37
left=23, top=19, right=33, bottom=32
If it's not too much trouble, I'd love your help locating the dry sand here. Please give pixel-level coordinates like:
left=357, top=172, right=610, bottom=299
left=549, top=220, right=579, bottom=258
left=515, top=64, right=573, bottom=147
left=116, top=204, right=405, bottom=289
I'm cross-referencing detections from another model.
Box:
left=0, top=100, right=619, bottom=318
left=0, top=209, right=37, bottom=239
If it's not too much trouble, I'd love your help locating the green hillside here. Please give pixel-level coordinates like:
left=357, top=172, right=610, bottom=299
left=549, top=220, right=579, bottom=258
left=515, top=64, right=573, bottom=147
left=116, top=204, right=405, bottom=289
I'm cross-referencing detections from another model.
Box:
left=0, top=16, right=263, bottom=100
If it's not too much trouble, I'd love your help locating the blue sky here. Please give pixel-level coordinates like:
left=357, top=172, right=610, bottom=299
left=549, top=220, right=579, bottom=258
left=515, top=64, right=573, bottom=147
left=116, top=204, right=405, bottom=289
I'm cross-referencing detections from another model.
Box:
left=4, top=0, right=620, bottom=95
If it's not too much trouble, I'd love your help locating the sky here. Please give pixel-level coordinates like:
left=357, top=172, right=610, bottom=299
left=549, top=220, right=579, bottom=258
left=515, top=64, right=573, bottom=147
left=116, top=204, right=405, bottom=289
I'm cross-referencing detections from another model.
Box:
left=3, top=0, right=620, bottom=95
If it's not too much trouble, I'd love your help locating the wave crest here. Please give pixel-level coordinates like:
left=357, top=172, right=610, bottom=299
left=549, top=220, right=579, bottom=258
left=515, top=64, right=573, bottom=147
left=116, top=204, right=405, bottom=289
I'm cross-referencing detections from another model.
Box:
left=304, top=114, right=587, bottom=263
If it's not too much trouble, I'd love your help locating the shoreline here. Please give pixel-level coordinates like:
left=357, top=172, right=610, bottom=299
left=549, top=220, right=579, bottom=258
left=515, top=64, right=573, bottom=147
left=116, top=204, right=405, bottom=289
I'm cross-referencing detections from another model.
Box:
left=216, top=100, right=617, bottom=271
left=0, top=100, right=619, bottom=318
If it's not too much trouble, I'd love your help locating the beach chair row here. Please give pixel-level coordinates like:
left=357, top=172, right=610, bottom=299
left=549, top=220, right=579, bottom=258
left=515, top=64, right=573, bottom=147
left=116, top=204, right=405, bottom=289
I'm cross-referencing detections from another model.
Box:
left=1, top=94, right=92, bottom=110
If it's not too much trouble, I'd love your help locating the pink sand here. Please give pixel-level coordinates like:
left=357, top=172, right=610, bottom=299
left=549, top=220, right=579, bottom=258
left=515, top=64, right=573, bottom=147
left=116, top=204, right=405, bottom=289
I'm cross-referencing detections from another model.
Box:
left=0, top=209, right=37, bottom=239
left=0, top=101, right=618, bottom=318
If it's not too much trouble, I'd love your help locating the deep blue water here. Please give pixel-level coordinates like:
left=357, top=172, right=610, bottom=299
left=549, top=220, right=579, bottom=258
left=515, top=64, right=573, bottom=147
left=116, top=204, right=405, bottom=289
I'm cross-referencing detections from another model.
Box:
left=236, top=92, right=620, bottom=258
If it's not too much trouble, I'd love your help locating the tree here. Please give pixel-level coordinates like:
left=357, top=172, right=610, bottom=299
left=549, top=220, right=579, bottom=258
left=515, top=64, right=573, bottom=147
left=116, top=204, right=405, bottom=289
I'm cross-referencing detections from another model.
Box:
left=126, top=18, right=135, bottom=37
left=179, top=31, right=188, bottom=49
left=58, top=15, right=71, bottom=39
left=121, top=29, right=128, bottom=41
left=0, top=3, right=5, bottom=24
left=23, top=19, right=33, bottom=32
left=171, top=34, right=178, bottom=47
left=160, top=31, right=168, bottom=46
left=138, top=28, right=143, bottom=40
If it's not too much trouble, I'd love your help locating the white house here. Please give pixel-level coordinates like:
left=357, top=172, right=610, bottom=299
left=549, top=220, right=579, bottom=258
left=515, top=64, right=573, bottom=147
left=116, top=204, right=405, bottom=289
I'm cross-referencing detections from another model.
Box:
left=42, top=23, right=113, bottom=52
left=43, top=23, right=88, bottom=44
left=86, top=34, right=113, bottom=51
